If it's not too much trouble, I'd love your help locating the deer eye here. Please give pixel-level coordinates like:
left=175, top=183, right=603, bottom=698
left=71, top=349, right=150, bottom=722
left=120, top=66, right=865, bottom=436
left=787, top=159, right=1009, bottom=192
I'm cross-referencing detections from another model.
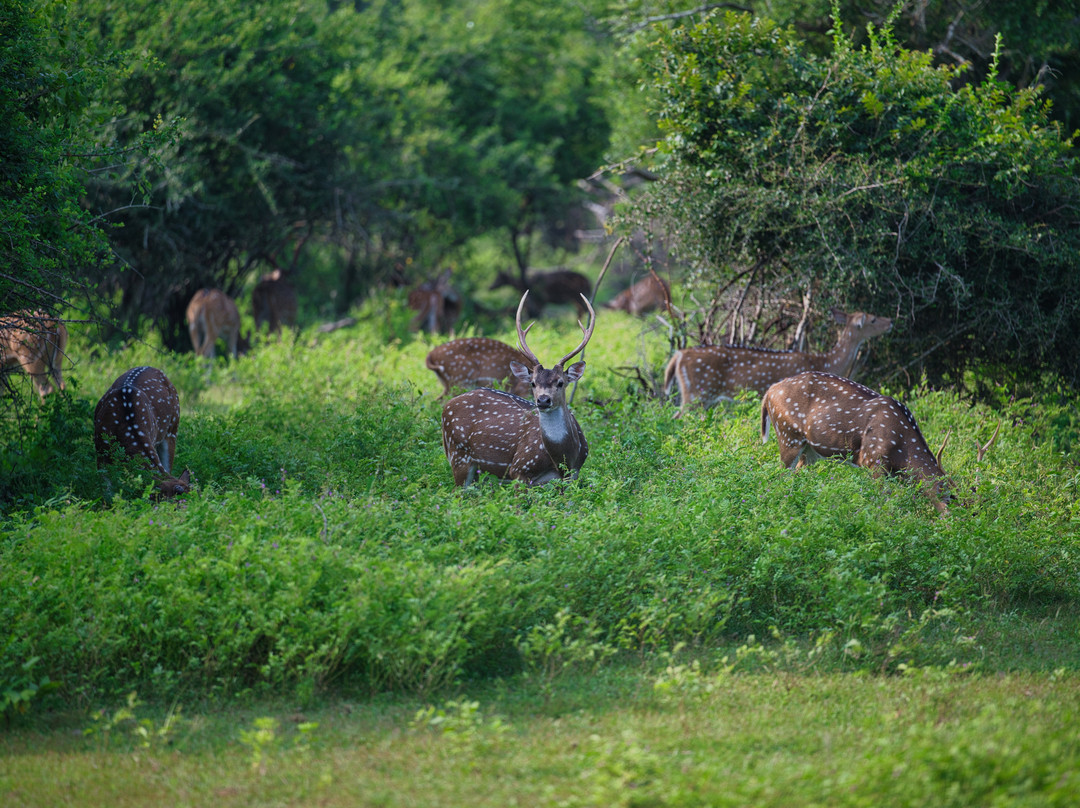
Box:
left=557, top=381, right=564, bottom=388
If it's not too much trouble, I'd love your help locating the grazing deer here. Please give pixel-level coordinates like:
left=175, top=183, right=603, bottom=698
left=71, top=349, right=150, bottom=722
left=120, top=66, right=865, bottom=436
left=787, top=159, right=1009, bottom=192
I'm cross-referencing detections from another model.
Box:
left=605, top=274, right=671, bottom=316
left=94, top=367, right=192, bottom=498
left=441, top=291, right=595, bottom=487
left=761, top=371, right=951, bottom=513
left=665, top=308, right=892, bottom=411
left=186, top=289, right=248, bottom=359
left=408, top=268, right=462, bottom=334
left=251, top=269, right=298, bottom=334
left=426, top=337, right=532, bottom=398
left=0, top=310, right=68, bottom=399
left=489, top=269, right=592, bottom=317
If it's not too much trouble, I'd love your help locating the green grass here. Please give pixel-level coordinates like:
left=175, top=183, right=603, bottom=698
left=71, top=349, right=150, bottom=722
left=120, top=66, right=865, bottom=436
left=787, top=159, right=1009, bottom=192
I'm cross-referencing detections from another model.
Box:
left=2, top=296, right=1079, bottom=804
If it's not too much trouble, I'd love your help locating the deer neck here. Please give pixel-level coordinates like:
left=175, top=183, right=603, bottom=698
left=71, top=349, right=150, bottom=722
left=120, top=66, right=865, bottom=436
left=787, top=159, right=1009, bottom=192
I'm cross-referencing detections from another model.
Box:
left=535, top=405, right=581, bottom=464
left=820, top=329, right=865, bottom=376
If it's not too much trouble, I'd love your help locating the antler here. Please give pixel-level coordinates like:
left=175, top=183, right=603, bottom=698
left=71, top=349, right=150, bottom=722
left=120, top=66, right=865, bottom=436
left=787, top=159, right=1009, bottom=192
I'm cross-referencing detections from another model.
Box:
left=976, top=421, right=1001, bottom=463
left=515, top=291, right=541, bottom=367
left=556, top=294, right=596, bottom=368
left=935, top=429, right=952, bottom=467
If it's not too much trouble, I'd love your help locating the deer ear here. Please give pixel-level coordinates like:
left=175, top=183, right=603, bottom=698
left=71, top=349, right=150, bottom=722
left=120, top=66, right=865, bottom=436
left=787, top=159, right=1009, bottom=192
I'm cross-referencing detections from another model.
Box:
left=179, top=469, right=191, bottom=484
left=832, top=307, right=847, bottom=325
left=565, top=361, right=585, bottom=382
left=509, top=360, right=531, bottom=381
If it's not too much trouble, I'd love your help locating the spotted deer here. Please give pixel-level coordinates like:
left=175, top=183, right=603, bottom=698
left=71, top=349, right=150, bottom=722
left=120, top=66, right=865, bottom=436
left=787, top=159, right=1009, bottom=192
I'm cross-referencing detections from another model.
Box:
left=186, top=289, right=248, bottom=359
left=761, top=371, right=952, bottom=513
left=604, top=274, right=671, bottom=316
left=94, top=367, right=192, bottom=498
left=441, top=291, right=595, bottom=487
left=0, top=310, right=68, bottom=399
left=490, top=269, right=592, bottom=317
left=408, top=268, right=462, bottom=334
left=665, top=308, right=892, bottom=412
left=251, top=269, right=298, bottom=334
left=426, top=337, right=532, bottom=398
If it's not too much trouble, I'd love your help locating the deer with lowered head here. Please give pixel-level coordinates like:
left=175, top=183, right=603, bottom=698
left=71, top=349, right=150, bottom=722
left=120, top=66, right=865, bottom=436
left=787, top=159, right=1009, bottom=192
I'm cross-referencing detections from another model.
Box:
left=489, top=268, right=592, bottom=317
left=441, top=291, right=595, bottom=487
left=186, top=288, right=249, bottom=359
left=426, top=337, right=532, bottom=398
left=0, top=310, right=68, bottom=399
left=761, top=371, right=962, bottom=514
left=251, top=269, right=298, bottom=335
left=94, top=366, right=192, bottom=498
left=665, top=307, right=892, bottom=412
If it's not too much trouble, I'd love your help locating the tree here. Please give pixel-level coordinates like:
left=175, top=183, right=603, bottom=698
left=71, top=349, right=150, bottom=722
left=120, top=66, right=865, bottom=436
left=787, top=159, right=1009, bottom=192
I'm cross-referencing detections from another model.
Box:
left=623, top=7, right=1080, bottom=391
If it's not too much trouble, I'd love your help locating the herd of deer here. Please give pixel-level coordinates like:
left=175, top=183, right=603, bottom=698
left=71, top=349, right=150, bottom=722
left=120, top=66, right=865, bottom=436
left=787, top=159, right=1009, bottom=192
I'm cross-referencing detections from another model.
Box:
left=0, top=267, right=992, bottom=513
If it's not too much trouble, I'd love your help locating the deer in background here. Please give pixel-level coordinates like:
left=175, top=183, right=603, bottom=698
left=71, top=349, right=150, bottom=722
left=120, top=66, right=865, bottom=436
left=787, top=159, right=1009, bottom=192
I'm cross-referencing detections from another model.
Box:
left=251, top=269, right=298, bottom=335
left=665, top=308, right=892, bottom=412
left=441, top=291, right=595, bottom=487
left=94, top=366, right=192, bottom=498
left=489, top=268, right=592, bottom=317
left=0, top=310, right=68, bottom=399
left=186, top=289, right=249, bottom=359
left=408, top=268, right=462, bottom=334
left=761, top=371, right=956, bottom=514
left=605, top=274, right=671, bottom=316
left=426, top=337, right=532, bottom=398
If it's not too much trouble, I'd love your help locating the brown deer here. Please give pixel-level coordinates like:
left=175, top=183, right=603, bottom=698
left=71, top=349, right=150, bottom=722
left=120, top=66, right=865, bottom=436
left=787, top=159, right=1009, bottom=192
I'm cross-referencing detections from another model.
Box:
left=665, top=308, right=892, bottom=411
left=408, top=268, right=462, bottom=334
left=251, top=269, right=298, bottom=335
left=761, top=371, right=951, bottom=514
left=426, top=337, right=532, bottom=398
left=0, top=310, right=69, bottom=399
left=605, top=274, right=671, bottom=316
left=186, top=289, right=249, bottom=359
left=94, top=366, right=192, bottom=498
left=441, top=291, right=595, bottom=487
left=489, top=269, right=592, bottom=317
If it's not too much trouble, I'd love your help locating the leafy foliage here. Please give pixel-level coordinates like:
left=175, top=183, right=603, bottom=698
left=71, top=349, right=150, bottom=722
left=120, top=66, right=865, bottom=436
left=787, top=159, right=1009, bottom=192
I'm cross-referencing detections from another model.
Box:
left=624, top=7, right=1080, bottom=391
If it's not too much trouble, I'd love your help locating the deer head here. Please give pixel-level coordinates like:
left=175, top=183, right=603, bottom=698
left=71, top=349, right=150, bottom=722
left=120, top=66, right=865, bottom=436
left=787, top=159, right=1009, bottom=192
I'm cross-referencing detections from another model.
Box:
left=94, top=367, right=192, bottom=498
left=440, top=291, right=595, bottom=487
left=0, top=311, right=68, bottom=399
left=425, top=337, right=532, bottom=398
left=187, top=289, right=247, bottom=359
left=251, top=270, right=298, bottom=335
left=665, top=308, right=892, bottom=411
left=761, top=371, right=951, bottom=514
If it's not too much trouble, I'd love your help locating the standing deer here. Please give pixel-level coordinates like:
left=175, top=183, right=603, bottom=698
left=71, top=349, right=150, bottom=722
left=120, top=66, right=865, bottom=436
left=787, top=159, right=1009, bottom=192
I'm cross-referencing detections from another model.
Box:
left=761, top=371, right=950, bottom=513
left=426, top=337, right=532, bottom=398
left=94, top=366, right=192, bottom=498
left=605, top=274, right=671, bottom=316
left=441, top=291, right=595, bottom=487
left=489, top=269, right=592, bottom=317
left=665, top=308, right=892, bottom=411
left=251, top=269, right=298, bottom=335
left=408, top=268, right=462, bottom=334
left=0, top=310, right=68, bottom=399
left=186, top=289, right=248, bottom=359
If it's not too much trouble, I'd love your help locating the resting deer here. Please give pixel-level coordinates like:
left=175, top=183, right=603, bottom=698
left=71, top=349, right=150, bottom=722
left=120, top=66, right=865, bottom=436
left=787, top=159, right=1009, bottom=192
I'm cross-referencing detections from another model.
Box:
left=441, top=291, right=595, bottom=487
left=251, top=269, right=298, bottom=335
left=0, top=310, right=68, bottom=399
left=426, top=337, right=532, bottom=398
left=490, top=269, right=592, bottom=317
left=94, top=367, right=192, bottom=498
left=186, top=289, right=248, bottom=359
left=761, top=371, right=952, bottom=513
left=665, top=308, right=892, bottom=412
left=408, top=268, right=462, bottom=334
left=605, top=274, right=671, bottom=316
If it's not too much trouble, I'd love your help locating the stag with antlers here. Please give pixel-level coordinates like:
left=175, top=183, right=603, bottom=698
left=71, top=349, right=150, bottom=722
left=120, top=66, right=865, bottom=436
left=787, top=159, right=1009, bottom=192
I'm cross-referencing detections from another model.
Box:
left=441, top=292, right=595, bottom=487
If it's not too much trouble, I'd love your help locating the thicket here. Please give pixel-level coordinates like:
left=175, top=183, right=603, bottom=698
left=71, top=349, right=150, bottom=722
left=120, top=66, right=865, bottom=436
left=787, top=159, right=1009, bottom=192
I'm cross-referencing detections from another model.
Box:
left=2, top=306, right=1078, bottom=708
left=625, top=6, right=1080, bottom=392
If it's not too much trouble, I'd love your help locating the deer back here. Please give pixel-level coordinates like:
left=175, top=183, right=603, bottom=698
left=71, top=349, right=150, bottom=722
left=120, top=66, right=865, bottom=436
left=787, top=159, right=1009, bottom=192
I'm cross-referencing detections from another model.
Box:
left=94, top=366, right=191, bottom=496
left=605, top=275, right=670, bottom=316
left=251, top=270, right=298, bottom=334
left=426, top=338, right=531, bottom=397
left=0, top=310, right=68, bottom=398
left=187, top=289, right=243, bottom=358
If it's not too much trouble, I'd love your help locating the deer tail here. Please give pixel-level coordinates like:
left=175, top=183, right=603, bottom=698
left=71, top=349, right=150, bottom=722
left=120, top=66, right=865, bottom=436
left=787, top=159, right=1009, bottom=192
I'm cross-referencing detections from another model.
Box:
left=760, top=398, right=771, bottom=443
